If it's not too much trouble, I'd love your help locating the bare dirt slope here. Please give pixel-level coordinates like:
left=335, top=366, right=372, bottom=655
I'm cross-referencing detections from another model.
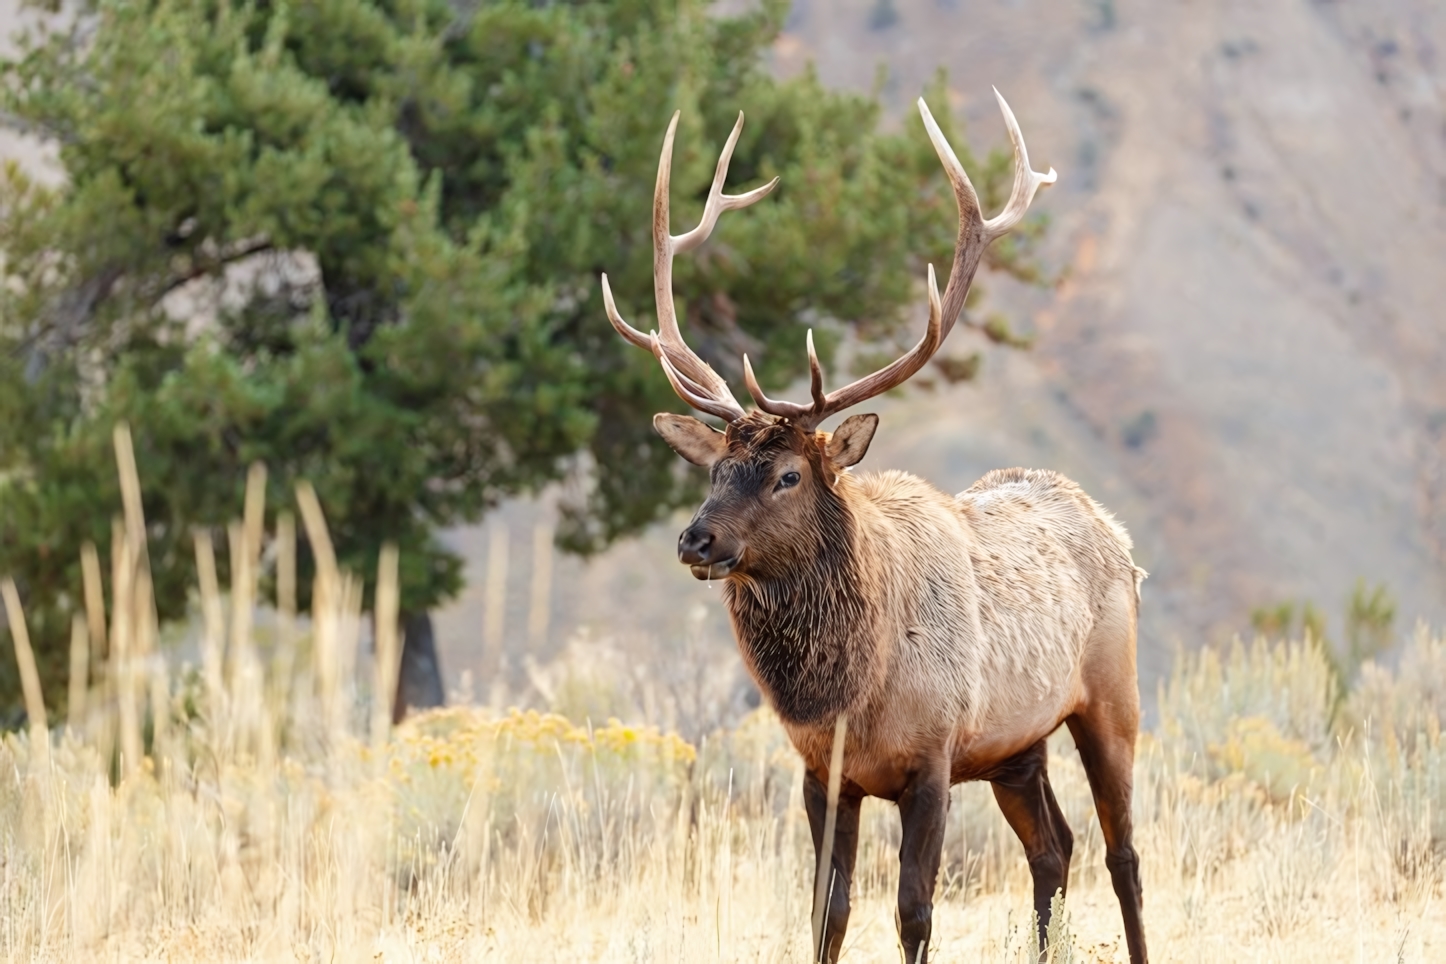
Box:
left=439, top=0, right=1446, bottom=694
left=738, top=0, right=1446, bottom=668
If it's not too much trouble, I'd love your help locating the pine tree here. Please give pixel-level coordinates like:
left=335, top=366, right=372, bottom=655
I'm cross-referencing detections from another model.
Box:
left=0, top=0, right=1044, bottom=716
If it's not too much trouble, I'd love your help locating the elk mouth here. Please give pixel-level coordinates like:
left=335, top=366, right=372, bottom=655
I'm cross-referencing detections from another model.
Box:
left=689, top=556, right=739, bottom=580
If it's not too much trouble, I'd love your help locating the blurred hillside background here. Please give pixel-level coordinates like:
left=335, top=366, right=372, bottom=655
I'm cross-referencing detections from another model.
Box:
left=2, top=4, right=1444, bottom=958
left=432, top=0, right=1446, bottom=705
left=3, top=0, right=1443, bottom=718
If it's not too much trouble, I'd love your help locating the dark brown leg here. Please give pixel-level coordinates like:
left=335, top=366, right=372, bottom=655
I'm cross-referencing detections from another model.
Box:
left=804, top=769, right=863, bottom=963
left=990, top=739, right=1075, bottom=953
left=1066, top=713, right=1147, bottom=964
left=896, top=764, right=949, bottom=963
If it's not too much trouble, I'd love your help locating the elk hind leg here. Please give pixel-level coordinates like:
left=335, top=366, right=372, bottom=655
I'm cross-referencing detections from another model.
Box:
left=990, top=738, right=1075, bottom=952
left=804, top=769, right=863, bottom=963
left=1066, top=706, right=1147, bottom=964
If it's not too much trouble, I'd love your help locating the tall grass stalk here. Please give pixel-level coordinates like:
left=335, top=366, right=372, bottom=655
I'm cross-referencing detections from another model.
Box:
left=0, top=434, right=1441, bottom=961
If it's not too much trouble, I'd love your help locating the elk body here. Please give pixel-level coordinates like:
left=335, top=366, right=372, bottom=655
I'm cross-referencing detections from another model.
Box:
left=601, top=91, right=1148, bottom=964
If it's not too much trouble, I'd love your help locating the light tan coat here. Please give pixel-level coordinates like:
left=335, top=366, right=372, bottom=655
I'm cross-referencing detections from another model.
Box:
left=779, top=465, right=1144, bottom=799
left=604, top=90, right=1148, bottom=964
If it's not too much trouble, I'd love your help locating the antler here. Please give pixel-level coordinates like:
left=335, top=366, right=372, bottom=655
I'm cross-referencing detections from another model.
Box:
left=600, top=110, right=779, bottom=423
left=744, top=88, right=1056, bottom=431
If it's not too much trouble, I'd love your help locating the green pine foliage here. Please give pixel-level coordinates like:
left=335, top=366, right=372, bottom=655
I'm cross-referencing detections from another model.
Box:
left=0, top=0, right=1043, bottom=714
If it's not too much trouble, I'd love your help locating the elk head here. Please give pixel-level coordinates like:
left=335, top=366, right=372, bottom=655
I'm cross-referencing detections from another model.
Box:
left=600, top=91, right=1055, bottom=581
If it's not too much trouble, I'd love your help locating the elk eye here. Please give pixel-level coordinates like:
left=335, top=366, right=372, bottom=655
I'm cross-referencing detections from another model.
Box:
left=778, top=471, right=801, bottom=489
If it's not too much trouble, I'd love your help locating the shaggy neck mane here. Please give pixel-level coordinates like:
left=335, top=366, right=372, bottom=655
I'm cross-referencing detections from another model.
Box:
left=720, top=416, right=877, bottom=726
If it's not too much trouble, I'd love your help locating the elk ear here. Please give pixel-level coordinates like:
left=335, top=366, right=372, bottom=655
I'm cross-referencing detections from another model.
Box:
left=825, top=413, right=879, bottom=467
left=653, top=413, right=728, bottom=467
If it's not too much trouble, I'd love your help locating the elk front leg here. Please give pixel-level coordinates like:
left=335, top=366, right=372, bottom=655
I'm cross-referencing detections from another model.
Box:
left=805, top=769, right=863, bottom=963
left=896, top=764, right=949, bottom=963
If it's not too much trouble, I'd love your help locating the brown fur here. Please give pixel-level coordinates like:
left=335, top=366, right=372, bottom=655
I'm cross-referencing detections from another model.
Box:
left=685, top=416, right=1140, bottom=781
left=667, top=411, right=1149, bottom=963
left=715, top=417, right=878, bottom=724
left=614, top=93, right=1133, bottom=962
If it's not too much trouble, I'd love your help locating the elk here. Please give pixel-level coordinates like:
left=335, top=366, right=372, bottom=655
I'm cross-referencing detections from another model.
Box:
left=600, top=91, right=1148, bottom=964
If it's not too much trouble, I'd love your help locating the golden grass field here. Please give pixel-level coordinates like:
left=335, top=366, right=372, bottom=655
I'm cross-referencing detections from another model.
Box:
left=1, top=433, right=1443, bottom=962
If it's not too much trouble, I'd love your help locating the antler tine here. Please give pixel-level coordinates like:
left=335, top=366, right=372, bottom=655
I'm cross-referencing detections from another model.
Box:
left=743, top=328, right=827, bottom=420
left=674, top=111, right=781, bottom=254
left=916, top=91, right=1056, bottom=341
left=743, top=355, right=812, bottom=420
left=981, top=87, right=1057, bottom=241
left=605, top=269, right=730, bottom=415
left=644, top=110, right=776, bottom=422
left=754, top=91, right=1050, bottom=429
left=805, top=329, right=826, bottom=410
left=654, top=335, right=746, bottom=422
left=813, top=263, right=944, bottom=421
left=604, top=269, right=729, bottom=415
left=607, top=94, right=1050, bottom=431
left=917, top=95, right=983, bottom=229
left=741, top=266, right=943, bottom=432
left=600, top=273, right=656, bottom=353
left=916, top=95, right=987, bottom=343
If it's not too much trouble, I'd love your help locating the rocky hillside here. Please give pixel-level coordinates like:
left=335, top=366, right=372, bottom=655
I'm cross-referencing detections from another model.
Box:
left=437, top=0, right=1446, bottom=697
left=5, top=0, right=1442, bottom=700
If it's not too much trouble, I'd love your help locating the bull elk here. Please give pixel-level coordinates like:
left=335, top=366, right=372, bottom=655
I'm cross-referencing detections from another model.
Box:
left=600, top=90, right=1148, bottom=964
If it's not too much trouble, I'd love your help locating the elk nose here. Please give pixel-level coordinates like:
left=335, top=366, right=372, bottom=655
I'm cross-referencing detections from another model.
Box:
left=677, top=526, right=715, bottom=566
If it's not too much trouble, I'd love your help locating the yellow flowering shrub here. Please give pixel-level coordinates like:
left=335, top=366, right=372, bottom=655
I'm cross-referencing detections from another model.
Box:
left=378, top=707, right=697, bottom=878
left=1207, top=715, right=1320, bottom=803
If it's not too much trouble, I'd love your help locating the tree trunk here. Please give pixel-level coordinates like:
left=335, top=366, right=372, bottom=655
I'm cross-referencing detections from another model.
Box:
left=393, top=610, right=444, bottom=723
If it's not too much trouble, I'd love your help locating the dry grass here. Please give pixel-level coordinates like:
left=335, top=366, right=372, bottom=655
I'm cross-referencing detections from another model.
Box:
left=0, top=432, right=1443, bottom=962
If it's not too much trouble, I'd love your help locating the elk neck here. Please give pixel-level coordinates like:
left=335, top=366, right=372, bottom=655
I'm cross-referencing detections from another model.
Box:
left=721, top=472, right=881, bottom=727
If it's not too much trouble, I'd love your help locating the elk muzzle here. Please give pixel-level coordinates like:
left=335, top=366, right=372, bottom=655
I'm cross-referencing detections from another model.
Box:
left=677, top=522, right=741, bottom=579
